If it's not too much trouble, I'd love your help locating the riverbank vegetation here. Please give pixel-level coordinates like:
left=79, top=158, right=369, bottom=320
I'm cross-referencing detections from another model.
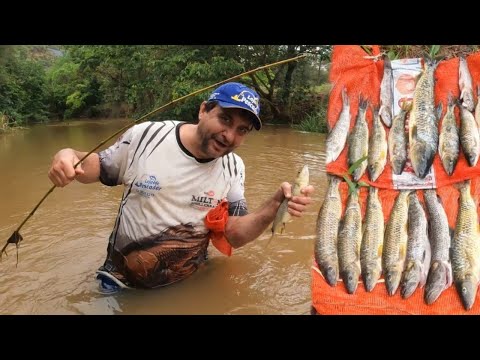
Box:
left=0, top=45, right=332, bottom=133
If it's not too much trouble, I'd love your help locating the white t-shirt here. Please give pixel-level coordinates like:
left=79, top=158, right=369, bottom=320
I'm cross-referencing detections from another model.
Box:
left=97, top=120, right=248, bottom=287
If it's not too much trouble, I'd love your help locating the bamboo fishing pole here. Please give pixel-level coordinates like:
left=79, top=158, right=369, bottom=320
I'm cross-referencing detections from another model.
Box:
left=1, top=53, right=307, bottom=264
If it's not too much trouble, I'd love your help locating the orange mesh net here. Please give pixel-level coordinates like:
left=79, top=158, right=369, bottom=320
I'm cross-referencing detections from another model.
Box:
left=312, top=45, right=480, bottom=314
left=204, top=199, right=232, bottom=257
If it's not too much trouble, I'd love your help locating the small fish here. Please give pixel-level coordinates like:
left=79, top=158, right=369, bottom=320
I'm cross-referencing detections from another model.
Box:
left=451, top=180, right=480, bottom=310
left=368, top=107, right=387, bottom=181
left=408, top=58, right=439, bottom=179
left=315, top=175, right=342, bottom=286
left=379, top=56, right=393, bottom=127
left=439, top=94, right=459, bottom=176
left=382, top=190, right=410, bottom=296
left=325, top=87, right=351, bottom=164
left=348, top=97, right=369, bottom=182
left=459, top=57, right=475, bottom=112
left=360, top=187, right=384, bottom=292
left=458, top=100, right=480, bottom=167
left=400, top=192, right=430, bottom=299
left=388, top=101, right=411, bottom=175
left=338, top=190, right=362, bottom=294
left=475, top=85, right=480, bottom=128
left=270, top=165, right=310, bottom=237
left=423, top=190, right=452, bottom=305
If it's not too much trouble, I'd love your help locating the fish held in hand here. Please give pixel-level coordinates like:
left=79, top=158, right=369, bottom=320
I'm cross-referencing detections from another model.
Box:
left=270, top=165, right=310, bottom=237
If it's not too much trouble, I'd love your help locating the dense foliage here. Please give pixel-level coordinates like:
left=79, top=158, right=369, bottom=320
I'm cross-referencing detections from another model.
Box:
left=0, top=45, right=332, bottom=132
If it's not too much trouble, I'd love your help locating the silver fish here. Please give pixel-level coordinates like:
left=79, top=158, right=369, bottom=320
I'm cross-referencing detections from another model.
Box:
left=475, top=85, right=480, bottom=129
left=383, top=190, right=410, bottom=296
left=451, top=180, right=480, bottom=310
left=360, top=187, right=384, bottom=292
left=338, top=190, right=362, bottom=294
left=271, top=165, right=310, bottom=236
left=315, top=175, right=342, bottom=286
left=379, top=56, right=393, bottom=127
left=458, top=101, right=480, bottom=167
left=408, top=59, right=439, bottom=179
left=368, top=107, right=387, bottom=181
left=400, top=192, right=430, bottom=299
left=423, top=190, right=453, bottom=305
left=348, top=97, right=369, bottom=182
left=459, top=57, right=475, bottom=112
left=326, top=87, right=351, bottom=164
left=439, top=94, right=459, bottom=176
left=388, top=101, right=411, bottom=175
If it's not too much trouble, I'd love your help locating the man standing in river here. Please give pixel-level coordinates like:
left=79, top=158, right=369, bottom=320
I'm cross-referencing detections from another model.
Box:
left=48, top=82, right=315, bottom=292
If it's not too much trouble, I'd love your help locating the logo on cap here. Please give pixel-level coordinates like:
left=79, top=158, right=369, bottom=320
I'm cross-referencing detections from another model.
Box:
left=208, top=82, right=262, bottom=130
left=231, top=90, right=259, bottom=115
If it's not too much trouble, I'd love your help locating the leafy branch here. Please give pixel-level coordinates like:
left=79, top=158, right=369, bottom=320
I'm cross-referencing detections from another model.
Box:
left=342, top=155, right=369, bottom=195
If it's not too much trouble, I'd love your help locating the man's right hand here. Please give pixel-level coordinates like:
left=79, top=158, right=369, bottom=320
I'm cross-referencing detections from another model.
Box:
left=48, top=148, right=85, bottom=187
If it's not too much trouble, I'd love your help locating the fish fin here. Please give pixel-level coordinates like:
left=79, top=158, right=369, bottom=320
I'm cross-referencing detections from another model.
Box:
left=435, top=102, right=443, bottom=123
left=411, top=124, right=417, bottom=141
left=401, top=100, right=413, bottom=112
left=378, top=244, right=383, bottom=258
left=265, top=232, right=275, bottom=249
left=449, top=227, right=455, bottom=241
left=400, top=243, right=407, bottom=259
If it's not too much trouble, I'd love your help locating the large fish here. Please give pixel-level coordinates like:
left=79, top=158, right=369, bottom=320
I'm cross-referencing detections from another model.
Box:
left=451, top=180, right=480, bottom=310
left=360, top=186, right=384, bottom=292
left=423, top=190, right=452, bottom=305
left=379, top=56, right=393, bottom=127
left=338, top=190, right=362, bottom=294
left=388, top=101, right=411, bottom=175
left=458, top=101, right=480, bottom=167
left=314, top=175, right=342, bottom=286
left=325, top=87, right=351, bottom=164
left=348, top=97, right=369, bottom=182
left=408, top=59, right=439, bottom=179
left=271, top=165, right=310, bottom=236
left=400, top=192, right=430, bottom=299
left=439, top=94, right=459, bottom=176
left=368, top=107, right=387, bottom=181
left=459, top=56, right=475, bottom=112
left=382, top=190, right=410, bottom=296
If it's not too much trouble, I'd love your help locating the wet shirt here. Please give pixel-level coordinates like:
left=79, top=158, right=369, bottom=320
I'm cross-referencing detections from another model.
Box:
left=97, top=121, right=247, bottom=288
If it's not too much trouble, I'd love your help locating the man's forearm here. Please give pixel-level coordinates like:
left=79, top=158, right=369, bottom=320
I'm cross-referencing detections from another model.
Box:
left=73, top=150, right=101, bottom=184
left=225, top=189, right=284, bottom=248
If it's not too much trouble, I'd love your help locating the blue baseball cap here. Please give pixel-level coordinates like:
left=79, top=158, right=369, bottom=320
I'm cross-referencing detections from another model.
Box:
left=207, top=82, right=262, bottom=130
